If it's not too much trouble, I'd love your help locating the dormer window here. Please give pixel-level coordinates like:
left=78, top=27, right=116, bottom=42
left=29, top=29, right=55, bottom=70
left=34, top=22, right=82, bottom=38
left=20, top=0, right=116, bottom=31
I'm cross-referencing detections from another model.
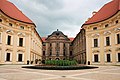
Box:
left=93, top=27, right=97, bottom=30
left=105, top=24, right=109, bottom=28
left=0, top=19, right=2, bottom=22
left=20, top=26, right=24, bottom=29
left=9, top=23, right=12, bottom=26
left=116, top=20, right=119, bottom=24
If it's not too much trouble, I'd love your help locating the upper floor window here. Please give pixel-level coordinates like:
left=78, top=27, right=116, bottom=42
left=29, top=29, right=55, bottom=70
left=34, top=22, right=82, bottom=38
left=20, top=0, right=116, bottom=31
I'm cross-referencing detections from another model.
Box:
left=106, top=37, right=110, bottom=46
left=19, top=38, right=23, bottom=47
left=94, top=39, right=98, bottom=47
left=0, top=19, right=2, bottom=22
left=9, top=23, right=12, bottom=26
left=93, top=27, right=97, bottom=30
left=105, top=24, right=109, bottom=28
left=117, top=34, right=120, bottom=44
left=20, top=26, right=24, bottom=29
left=7, top=35, right=11, bottom=45
left=116, top=20, right=119, bottom=24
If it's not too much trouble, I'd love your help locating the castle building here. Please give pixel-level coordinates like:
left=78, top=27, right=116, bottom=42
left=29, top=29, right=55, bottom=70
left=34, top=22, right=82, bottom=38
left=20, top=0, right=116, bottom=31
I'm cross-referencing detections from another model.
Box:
left=0, top=0, right=42, bottom=64
left=82, top=0, right=120, bottom=65
left=72, top=28, right=86, bottom=64
left=42, top=29, right=74, bottom=61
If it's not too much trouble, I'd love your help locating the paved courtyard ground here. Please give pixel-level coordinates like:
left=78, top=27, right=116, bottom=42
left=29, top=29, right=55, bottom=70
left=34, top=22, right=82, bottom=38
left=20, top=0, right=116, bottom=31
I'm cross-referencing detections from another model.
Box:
left=0, top=65, right=120, bottom=80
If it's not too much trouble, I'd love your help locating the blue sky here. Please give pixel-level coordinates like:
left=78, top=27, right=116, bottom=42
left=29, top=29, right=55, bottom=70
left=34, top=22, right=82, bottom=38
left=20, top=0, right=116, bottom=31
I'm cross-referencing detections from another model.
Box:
left=9, top=0, right=112, bottom=37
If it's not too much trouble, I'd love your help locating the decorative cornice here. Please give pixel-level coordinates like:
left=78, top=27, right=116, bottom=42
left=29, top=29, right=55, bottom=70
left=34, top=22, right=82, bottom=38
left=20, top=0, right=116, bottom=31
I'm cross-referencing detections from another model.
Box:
left=116, top=47, right=120, bottom=51
left=17, top=32, right=25, bottom=37
left=6, top=49, right=13, bottom=52
left=92, top=33, right=100, bottom=38
left=92, top=50, right=100, bottom=53
left=17, top=50, right=25, bottom=52
left=104, top=49, right=111, bottom=52
left=6, top=30, right=14, bottom=35
left=114, top=28, right=120, bottom=33
left=104, top=31, right=111, bottom=36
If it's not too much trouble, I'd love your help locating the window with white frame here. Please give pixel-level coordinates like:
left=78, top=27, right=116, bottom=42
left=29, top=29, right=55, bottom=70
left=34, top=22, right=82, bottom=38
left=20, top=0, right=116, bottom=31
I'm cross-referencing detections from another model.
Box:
left=94, top=38, right=98, bottom=47
left=18, top=54, right=23, bottom=62
left=6, top=53, right=10, bottom=61
left=19, top=38, right=23, bottom=47
left=94, top=54, right=98, bottom=62
left=7, top=35, right=11, bottom=45
left=106, top=54, right=111, bottom=62
left=106, top=37, right=110, bottom=46
left=117, top=34, right=120, bottom=44
left=118, top=53, right=120, bottom=62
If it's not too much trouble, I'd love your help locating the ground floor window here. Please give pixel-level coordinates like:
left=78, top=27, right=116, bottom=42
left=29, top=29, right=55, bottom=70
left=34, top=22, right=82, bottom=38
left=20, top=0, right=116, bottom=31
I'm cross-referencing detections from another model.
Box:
left=18, top=54, right=22, bottom=62
left=6, top=53, right=10, bottom=61
left=107, top=54, right=111, bottom=62
left=118, top=53, right=120, bottom=62
left=94, top=54, right=98, bottom=62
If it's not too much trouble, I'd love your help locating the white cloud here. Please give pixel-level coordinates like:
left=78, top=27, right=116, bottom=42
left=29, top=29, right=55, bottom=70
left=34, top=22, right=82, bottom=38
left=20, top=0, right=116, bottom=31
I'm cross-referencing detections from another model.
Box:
left=9, top=0, right=112, bottom=37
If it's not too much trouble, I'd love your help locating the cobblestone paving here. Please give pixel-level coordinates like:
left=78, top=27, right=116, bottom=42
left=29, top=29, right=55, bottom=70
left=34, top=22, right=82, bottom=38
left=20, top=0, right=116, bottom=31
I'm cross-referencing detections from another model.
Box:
left=0, top=65, right=120, bottom=80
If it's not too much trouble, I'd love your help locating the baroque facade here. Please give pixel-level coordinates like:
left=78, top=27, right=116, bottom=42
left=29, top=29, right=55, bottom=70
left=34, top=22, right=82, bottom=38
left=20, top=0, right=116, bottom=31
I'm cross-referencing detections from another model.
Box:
left=72, top=29, right=86, bottom=64
left=42, top=29, right=73, bottom=61
left=82, top=0, right=120, bottom=65
left=0, top=0, right=42, bottom=64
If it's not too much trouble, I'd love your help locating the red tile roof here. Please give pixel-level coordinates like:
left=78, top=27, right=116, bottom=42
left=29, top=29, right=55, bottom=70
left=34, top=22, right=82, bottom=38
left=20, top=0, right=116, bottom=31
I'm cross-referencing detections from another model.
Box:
left=69, top=38, right=74, bottom=41
left=0, top=0, right=33, bottom=24
left=42, top=37, right=46, bottom=42
left=84, top=0, right=120, bottom=25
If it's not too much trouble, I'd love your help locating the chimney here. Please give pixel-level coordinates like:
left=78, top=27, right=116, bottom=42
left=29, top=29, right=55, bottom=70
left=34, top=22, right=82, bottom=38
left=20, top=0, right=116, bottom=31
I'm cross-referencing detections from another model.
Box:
left=92, top=11, right=97, bottom=15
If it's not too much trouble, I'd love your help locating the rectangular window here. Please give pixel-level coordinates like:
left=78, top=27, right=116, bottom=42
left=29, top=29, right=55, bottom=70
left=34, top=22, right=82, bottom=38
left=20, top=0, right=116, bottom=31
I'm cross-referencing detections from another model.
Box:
left=106, top=37, right=110, bottom=46
left=94, top=39, right=98, bottom=47
left=117, top=34, right=120, bottom=44
left=50, top=49, right=52, bottom=56
left=70, top=51, right=72, bottom=56
left=43, top=51, right=45, bottom=56
left=118, top=53, right=120, bottom=62
left=18, top=54, right=22, bottom=62
left=7, top=35, right=11, bottom=45
left=6, top=53, right=10, bottom=61
left=19, top=38, right=23, bottom=47
left=107, top=54, right=111, bottom=62
left=94, top=54, right=98, bottom=62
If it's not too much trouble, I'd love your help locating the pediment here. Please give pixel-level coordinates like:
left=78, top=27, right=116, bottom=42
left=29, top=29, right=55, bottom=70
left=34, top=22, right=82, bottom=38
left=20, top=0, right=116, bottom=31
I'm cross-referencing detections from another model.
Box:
left=6, top=30, right=14, bottom=35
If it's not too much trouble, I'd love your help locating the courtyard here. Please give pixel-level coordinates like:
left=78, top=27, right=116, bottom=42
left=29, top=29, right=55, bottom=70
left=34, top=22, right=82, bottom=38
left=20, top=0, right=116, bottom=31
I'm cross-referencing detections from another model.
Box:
left=0, top=65, right=120, bottom=80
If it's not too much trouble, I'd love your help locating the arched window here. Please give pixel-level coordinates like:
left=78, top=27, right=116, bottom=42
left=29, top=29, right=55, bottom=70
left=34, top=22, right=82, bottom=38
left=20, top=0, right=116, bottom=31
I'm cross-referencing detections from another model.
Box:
left=9, top=23, right=12, bottom=26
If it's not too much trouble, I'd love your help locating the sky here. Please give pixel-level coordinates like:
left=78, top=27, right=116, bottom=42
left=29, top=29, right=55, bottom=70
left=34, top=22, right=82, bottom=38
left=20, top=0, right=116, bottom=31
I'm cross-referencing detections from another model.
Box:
left=9, top=0, right=112, bottom=37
